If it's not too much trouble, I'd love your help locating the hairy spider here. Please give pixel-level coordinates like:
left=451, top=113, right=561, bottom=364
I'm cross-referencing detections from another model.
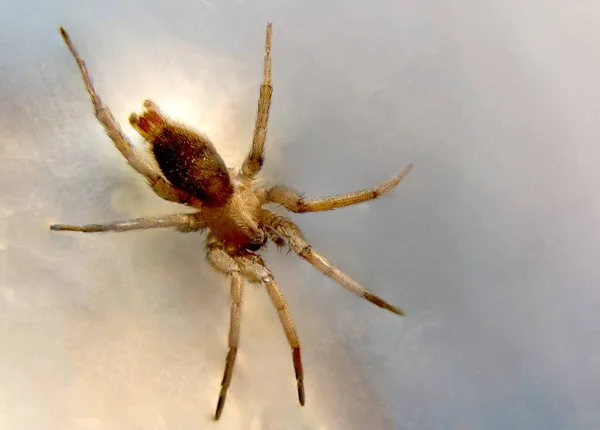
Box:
left=51, top=23, right=412, bottom=420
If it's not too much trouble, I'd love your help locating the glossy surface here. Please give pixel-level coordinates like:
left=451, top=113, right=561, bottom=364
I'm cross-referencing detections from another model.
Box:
left=1, top=1, right=599, bottom=428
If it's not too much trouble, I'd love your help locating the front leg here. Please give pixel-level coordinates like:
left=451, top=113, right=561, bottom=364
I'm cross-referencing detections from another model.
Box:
left=205, top=234, right=245, bottom=420
left=234, top=253, right=305, bottom=408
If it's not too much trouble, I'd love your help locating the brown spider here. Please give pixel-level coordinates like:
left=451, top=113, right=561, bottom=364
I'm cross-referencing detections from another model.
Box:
left=51, top=23, right=412, bottom=420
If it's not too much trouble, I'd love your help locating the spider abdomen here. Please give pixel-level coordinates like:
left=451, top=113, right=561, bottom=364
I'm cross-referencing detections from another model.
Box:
left=151, top=123, right=233, bottom=207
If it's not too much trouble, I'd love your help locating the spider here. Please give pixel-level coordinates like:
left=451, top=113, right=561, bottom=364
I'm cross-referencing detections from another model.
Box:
left=50, top=23, right=412, bottom=420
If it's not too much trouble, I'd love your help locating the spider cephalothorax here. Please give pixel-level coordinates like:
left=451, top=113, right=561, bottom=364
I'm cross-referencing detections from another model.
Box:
left=51, top=23, right=412, bottom=420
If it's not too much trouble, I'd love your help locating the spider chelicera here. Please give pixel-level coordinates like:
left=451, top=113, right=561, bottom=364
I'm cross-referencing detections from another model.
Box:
left=51, top=23, right=412, bottom=420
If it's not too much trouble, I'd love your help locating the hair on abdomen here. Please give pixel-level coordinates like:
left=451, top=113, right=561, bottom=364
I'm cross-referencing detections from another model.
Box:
left=151, top=124, right=234, bottom=207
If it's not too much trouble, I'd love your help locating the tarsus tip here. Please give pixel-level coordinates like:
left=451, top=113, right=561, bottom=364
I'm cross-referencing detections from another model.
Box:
left=365, top=292, right=405, bottom=316
left=401, top=163, right=413, bottom=174
left=214, top=400, right=224, bottom=421
left=393, top=307, right=406, bottom=317
left=387, top=302, right=405, bottom=316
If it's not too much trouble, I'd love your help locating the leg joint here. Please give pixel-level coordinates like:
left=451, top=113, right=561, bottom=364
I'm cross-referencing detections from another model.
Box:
left=299, top=245, right=312, bottom=258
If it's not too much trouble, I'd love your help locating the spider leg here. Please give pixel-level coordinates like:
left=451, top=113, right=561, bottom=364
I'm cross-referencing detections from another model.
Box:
left=218, top=271, right=243, bottom=421
left=235, top=253, right=305, bottom=407
left=264, top=164, right=412, bottom=213
left=205, top=234, right=244, bottom=420
left=240, top=22, right=273, bottom=181
left=262, top=210, right=404, bottom=316
left=59, top=28, right=195, bottom=206
left=265, top=226, right=286, bottom=249
left=49, top=213, right=206, bottom=233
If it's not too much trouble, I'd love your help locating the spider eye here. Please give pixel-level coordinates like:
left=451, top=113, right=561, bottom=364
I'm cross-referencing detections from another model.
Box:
left=247, top=242, right=262, bottom=252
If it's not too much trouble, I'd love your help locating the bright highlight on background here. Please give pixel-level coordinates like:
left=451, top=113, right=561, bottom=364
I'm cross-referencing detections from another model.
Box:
left=1, top=1, right=600, bottom=429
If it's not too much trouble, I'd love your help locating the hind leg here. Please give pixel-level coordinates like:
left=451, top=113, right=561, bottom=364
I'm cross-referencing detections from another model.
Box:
left=59, top=28, right=197, bottom=206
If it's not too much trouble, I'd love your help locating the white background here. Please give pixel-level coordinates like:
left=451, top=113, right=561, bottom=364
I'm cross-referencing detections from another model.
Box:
left=1, top=0, right=599, bottom=429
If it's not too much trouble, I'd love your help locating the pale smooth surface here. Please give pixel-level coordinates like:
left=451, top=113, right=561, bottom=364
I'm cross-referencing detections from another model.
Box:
left=1, top=1, right=599, bottom=429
